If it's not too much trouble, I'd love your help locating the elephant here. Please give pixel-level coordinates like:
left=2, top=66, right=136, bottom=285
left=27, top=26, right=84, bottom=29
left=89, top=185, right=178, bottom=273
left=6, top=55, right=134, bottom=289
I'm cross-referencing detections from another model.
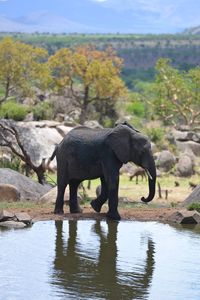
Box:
left=50, top=122, right=156, bottom=220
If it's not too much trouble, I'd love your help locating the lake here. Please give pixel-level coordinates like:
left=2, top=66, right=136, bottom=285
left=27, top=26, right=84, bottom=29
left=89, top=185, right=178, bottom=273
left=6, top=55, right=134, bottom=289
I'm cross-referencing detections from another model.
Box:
left=1, top=220, right=200, bottom=300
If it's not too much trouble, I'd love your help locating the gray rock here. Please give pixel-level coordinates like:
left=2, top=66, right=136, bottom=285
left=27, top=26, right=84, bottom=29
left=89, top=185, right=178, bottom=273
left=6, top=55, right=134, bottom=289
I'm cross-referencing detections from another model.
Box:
left=0, top=168, right=50, bottom=201
left=0, top=220, right=26, bottom=228
left=176, top=141, right=200, bottom=156
left=177, top=154, right=194, bottom=177
left=156, top=150, right=175, bottom=172
left=168, top=210, right=200, bottom=224
left=0, top=210, right=15, bottom=221
left=182, top=185, right=200, bottom=206
left=0, top=184, right=20, bottom=202
left=39, top=186, right=70, bottom=204
left=15, top=212, right=32, bottom=225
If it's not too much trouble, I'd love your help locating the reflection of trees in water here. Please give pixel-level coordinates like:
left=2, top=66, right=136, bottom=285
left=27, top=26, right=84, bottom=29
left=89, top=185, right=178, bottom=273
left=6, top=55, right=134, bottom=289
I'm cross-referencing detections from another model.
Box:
left=53, top=220, right=155, bottom=300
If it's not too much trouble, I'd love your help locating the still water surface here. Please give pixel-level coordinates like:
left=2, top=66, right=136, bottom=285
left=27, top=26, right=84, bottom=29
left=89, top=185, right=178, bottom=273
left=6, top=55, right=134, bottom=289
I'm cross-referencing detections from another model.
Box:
left=0, top=220, right=200, bottom=300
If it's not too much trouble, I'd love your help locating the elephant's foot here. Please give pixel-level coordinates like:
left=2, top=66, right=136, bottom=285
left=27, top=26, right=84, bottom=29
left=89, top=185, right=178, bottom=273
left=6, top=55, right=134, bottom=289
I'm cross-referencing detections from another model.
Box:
left=54, top=208, right=64, bottom=215
left=90, top=199, right=102, bottom=213
left=70, top=206, right=83, bottom=214
left=106, top=211, right=121, bottom=221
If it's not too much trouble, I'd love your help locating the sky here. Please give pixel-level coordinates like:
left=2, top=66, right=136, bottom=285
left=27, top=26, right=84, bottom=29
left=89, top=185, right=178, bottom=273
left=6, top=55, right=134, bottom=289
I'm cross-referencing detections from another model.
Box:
left=0, top=0, right=200, bottom=34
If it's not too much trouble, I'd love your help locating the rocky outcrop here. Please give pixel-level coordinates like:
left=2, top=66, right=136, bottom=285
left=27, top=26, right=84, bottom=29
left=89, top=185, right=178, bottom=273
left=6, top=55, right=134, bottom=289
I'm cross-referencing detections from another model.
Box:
left=0, top=210, right=32, bottom=228
left=168, top=128, right=200, bottom=156
left=0, top=168, right=50, bottom=201
left=182, top=185, right=200, bottom=206
left=0, top=120, right=73, bottom=168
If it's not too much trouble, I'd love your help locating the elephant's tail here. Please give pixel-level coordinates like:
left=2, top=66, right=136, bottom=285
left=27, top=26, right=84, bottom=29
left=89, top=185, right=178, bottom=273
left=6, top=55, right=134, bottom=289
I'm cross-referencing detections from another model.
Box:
left=46, top=145, right=58, bottom=168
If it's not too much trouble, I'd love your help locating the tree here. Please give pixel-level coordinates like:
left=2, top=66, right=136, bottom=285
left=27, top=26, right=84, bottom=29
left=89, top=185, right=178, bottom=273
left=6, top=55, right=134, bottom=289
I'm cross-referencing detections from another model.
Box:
left=48, top=45, right=127, bottom=124
left=0, top=121, right=47, bottom=184
left=0, top=37, right=50, bottom=102
left=154, top=58, right=200, bottom=127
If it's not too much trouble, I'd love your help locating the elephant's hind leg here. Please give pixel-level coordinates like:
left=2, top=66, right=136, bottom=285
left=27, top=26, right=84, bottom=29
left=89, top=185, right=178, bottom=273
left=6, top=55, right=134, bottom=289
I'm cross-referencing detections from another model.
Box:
left=91, top=176, right=108, bottom=213
left=54, top=171, right=68, bottom=214
left=69, top=180, right=83, bottom=213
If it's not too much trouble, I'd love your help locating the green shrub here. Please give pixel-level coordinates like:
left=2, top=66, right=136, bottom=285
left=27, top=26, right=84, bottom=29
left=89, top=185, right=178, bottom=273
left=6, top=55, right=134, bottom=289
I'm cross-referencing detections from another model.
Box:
left=0, top=100, right=28, bottom=121
left=33, top=101, right=53, bottom=120
left=187, top=202, right=200, bottom=213
left=145, top=127, right=164, bottom=144
left=126, top=101, right=145, bottom=117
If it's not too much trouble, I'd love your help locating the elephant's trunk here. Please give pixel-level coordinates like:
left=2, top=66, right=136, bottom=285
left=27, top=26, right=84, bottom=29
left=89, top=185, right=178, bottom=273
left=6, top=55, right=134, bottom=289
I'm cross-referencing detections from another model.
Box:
left=141, top=155, right=156, bottom=203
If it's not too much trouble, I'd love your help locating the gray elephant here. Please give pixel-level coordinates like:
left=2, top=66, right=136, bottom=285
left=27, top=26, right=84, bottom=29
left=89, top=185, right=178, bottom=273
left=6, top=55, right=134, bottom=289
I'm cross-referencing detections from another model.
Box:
left=50, top=122, right=156, bottom=220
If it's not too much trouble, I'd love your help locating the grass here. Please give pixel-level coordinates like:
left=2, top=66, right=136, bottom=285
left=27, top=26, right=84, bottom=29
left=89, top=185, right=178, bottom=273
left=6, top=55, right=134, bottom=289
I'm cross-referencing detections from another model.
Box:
left=3, top=172, right=195, bottom=212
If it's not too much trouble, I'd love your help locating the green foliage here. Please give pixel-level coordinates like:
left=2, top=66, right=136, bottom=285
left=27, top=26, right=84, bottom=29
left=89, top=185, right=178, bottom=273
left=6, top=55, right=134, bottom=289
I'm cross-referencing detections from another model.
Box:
left=154, top=58, right=200, bottom=126
left=187, top=202, right=200, bottom=213
left=0, top=155, right=22, bottom=172
left=32, top=101, right=53, bottom=120
left=126, top=101, right=145, bottom=117
left=145, top=127, right=165, bottom=144
left=0, top=100, right=27, bottom=121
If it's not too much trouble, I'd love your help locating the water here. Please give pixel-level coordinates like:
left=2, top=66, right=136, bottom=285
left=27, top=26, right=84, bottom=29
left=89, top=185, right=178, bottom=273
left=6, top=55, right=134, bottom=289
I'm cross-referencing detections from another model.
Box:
left=0, top=220, right=200, bottom=300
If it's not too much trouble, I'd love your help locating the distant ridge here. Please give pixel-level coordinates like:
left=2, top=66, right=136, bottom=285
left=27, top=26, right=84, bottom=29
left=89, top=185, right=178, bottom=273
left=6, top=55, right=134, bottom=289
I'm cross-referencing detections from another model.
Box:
left=183, top=25, right=200, bottom=35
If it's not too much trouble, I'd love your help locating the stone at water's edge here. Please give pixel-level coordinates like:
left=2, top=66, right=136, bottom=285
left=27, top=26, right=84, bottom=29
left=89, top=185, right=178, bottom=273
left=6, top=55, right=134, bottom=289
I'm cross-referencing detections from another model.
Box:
left=168, top=210, right=200, bottom=224
left=0, top=210, right=15, bottom=221
left=0, top=221, right=26, bottom=228
left=0, top=210, right=32, bottom=228
left=15, top=212, right=32, bottom=225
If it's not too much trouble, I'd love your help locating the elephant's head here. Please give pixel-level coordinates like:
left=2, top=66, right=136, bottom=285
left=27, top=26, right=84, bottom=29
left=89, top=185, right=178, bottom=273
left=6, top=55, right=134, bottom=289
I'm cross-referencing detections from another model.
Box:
left=107, top=124, right=156, bottom=203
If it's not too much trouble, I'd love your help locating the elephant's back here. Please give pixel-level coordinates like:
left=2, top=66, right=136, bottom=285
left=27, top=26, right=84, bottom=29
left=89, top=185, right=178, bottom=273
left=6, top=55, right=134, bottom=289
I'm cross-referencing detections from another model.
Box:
left=67, top=126, right=111, bottom=142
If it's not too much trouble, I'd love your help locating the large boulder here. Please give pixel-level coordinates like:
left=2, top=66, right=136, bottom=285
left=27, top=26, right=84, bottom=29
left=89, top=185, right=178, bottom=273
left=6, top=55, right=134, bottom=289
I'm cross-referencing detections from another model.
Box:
left=39, top=186, right=70, bottom=204
left=0, top=168, right=50, bottom=201
left=176, top=153, right=194, bottom=177
left=156, top=150, right=175, bottom=172
left=0, top=120, right=73, bottom=168
left=0, top=184, right=20, bottom=202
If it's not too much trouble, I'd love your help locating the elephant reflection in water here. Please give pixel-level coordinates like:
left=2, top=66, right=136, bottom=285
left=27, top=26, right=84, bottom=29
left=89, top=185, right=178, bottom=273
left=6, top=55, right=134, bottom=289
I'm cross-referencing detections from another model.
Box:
left=53, top=221, right=155, bottom=299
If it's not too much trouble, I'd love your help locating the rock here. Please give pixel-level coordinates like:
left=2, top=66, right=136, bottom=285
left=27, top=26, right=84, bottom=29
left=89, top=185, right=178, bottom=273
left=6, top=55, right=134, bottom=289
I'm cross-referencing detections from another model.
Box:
left=83, top=120, right=103, bottom=129
left=168, top=210, right=200, bottom=224
left=0, top=168, right=50, bottom=201
left=177, top=154, right=194, bottom=177
left=39, top=186, right=70, bottom=204
left=15, top=212, right=32, bottom=225
left=176, top=141, right=200, bottom=156
left=0, top=210, right=15, bottom=221
left=0, top=184, right=20, bottom=202
left=182, top=185, right=200, bottom=206
left=0, top=220, right=26, bottom=228
left=156, top=150, right=175, bottom=172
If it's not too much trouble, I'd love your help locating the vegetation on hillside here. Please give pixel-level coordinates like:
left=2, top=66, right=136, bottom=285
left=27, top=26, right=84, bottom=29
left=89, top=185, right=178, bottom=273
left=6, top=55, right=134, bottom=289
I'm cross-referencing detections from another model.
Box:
left=0, top=35, right=199, bottom=128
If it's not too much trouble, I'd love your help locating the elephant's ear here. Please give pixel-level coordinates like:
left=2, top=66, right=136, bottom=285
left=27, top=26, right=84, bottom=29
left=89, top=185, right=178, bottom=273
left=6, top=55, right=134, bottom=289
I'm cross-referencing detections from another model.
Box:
left=106, top=125, right=131, bottom=163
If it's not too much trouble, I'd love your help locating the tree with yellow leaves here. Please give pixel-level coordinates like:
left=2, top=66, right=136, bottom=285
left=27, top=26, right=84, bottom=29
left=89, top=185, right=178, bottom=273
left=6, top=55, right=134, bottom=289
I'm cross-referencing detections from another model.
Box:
left=0, top=37, right=50, bottom=102
left=48, top=45, right=127, bottom=124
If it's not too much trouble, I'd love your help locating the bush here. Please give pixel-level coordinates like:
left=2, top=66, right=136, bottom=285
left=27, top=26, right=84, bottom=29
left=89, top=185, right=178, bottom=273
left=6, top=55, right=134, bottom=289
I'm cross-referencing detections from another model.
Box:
left=187, top=202, right=200, bottom=213
left=0, top=100, right=27, bottom=121
left=126, top=101, right=145, bottom=118
left=33, top=101, right=53, bottom=120
left=145, top=127, right=164, bottom=144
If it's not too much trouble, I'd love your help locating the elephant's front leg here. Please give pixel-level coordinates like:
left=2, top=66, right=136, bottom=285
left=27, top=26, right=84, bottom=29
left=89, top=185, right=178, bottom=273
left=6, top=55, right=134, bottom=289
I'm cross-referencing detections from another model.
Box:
left=69, top=180, right=83, bottom=213
left=91, top=176, right=108, bottom=213
left=106, top=175, right=121, bottom=221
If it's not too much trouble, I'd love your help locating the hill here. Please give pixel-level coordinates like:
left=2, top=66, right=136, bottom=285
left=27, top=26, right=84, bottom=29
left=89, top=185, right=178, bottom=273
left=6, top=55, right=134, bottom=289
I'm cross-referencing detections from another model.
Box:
left=183, top=26, right=200, bottom=35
